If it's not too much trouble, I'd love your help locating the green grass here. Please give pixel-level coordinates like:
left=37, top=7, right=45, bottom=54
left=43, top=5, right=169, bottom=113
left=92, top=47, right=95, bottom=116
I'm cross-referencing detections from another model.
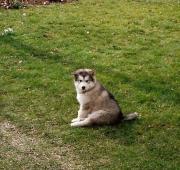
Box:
left=0, top=0, right=179, bottom=169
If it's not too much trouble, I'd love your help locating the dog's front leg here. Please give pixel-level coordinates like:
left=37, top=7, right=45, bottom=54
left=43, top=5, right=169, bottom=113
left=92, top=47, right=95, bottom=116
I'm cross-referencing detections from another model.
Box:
left=71, top=104, right=91, bottom=123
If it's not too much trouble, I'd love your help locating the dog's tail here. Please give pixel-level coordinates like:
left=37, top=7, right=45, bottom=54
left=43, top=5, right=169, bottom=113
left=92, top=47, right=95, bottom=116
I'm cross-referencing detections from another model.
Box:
left=123, top=112, right=139, bottom=121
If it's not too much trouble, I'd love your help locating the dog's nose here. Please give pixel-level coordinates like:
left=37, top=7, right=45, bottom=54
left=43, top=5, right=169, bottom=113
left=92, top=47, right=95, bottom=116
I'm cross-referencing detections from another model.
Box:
left=82, top=86, right=85, bottom=90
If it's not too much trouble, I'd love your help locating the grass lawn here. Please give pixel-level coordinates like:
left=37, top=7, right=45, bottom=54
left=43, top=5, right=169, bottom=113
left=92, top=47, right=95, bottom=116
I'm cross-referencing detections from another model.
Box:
left=0, top=0, right=179, bottom=169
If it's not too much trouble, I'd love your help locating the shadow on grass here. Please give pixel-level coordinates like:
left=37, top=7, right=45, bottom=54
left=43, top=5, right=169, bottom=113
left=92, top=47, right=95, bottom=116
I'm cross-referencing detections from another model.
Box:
left=0, top=35, right=62, bottom=60
left=2, top=36, right=179, bottom=148
left=92, top=120, right=141, bottom=145
left=1, top=35, right=179, bottom=106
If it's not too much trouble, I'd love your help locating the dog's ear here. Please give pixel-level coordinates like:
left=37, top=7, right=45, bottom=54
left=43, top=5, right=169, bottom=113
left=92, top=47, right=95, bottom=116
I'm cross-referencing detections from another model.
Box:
left=87, top=69, right=95, bottom=77
left=71, top=71, right=77, bottom=77
left=71, top=70, right=79, bottom=80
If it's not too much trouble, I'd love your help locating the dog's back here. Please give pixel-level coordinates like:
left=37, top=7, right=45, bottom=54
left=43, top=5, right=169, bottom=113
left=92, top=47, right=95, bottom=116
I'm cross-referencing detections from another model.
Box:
left=86, top=81, right=123, bottom=119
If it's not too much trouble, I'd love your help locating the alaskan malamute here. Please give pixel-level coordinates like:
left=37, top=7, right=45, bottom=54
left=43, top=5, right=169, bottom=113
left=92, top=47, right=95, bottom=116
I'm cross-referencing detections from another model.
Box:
left=71, top=69, right=138, bottom=127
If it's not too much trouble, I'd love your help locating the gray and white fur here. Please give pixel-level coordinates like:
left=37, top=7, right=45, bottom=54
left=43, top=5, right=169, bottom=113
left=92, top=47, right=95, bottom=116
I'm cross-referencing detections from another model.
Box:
left=71, top=69, right=138, bottom=127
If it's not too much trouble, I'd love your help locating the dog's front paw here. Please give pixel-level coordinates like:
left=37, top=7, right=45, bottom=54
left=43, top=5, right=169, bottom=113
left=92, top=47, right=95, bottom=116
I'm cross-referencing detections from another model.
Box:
left=71, top=118, right=79, bottom=123
left=70, top=122, right=79, bottom=127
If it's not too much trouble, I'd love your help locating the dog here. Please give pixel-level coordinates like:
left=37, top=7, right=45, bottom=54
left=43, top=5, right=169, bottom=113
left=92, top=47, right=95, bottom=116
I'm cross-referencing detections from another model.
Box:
left=71, top=69, right=138, bottom=127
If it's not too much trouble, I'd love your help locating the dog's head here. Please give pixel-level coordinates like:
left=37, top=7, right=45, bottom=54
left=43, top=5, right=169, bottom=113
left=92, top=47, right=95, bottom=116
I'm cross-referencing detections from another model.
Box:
left=72, top=69, right=96, bottom=93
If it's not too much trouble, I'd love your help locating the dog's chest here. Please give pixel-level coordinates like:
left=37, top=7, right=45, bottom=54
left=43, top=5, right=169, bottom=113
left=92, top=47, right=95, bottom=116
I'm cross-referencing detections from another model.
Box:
left=77, top=94, right=90, bottom=105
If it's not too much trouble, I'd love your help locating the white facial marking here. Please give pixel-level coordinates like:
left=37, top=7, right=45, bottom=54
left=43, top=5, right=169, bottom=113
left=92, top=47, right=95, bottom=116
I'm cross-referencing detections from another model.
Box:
left=74, top=73, right=96, bottom=94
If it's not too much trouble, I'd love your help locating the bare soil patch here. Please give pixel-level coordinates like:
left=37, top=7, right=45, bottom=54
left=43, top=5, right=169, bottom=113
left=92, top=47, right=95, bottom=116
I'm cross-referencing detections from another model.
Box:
left=0, top=121, right=83, bottom=170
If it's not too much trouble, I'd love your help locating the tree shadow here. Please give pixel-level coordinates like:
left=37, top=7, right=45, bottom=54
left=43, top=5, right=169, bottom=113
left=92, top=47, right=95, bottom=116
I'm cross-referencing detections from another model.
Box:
left=0, top=35, right=62, bottom=60
left=1, top=35, right=178, bottom=146
left=1, top=35, right=179, bottom=106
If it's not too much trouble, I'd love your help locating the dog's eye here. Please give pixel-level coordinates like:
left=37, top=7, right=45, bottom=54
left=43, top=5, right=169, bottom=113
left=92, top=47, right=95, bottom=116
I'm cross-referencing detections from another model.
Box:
left=86, top=80, right=89, bottom=83
left=79, top=80, right=82, bottom=82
